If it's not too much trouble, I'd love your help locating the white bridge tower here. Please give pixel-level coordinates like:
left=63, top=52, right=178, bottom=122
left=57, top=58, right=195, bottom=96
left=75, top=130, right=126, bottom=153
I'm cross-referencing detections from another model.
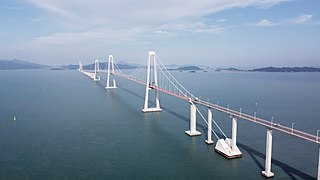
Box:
left=142, top=51, right=162, bottom=113
left=105, top=55, right=117, bottom=89
left=94, top=60, right=100, bottom=81
left=78, top=60, right=83, bottom=71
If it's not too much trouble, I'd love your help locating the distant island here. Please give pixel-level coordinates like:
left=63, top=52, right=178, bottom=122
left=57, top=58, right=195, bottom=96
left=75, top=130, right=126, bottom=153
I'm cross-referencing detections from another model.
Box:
left=0, top=59, right=48, bottom=70
left=215, top=68, right=245, bottom=72
left=178, top=66, right=203, bottom=71
left=214, top=66, right=320, bottom=72
left=169, top=66, right=203, bottom=71
left=250, top=67, right=320, bottom=72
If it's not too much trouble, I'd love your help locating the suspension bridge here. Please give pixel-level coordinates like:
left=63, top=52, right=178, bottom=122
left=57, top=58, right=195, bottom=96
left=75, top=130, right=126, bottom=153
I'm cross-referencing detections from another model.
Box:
left=79, top=51, right=320, bottom=179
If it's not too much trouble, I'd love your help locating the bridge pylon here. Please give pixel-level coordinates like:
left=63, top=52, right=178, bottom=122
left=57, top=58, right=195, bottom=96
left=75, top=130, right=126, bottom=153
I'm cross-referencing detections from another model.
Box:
left=142, top=51, right=162, bottom=113
left=94, top=60, right=100, bottom=81
left=105, top=55, right=117, bottom=89
left=78, top=60, right=83, bottom=71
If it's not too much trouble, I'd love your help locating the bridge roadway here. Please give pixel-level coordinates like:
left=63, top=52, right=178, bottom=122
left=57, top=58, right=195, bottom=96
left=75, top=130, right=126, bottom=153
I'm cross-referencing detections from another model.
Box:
left=79, top=70, right=95, bottom=79
left=115, top=72, right=318, bottom=144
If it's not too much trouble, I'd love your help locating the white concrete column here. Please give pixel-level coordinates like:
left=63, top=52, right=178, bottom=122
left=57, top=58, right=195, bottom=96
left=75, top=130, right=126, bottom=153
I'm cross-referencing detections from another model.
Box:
left=262, top=128, right=274, bottom=178
left=185, top=101, right=201, bottom=136
left=231, top=116, right=237, bottom=150
left=153, top=55, right=160, bottom=109
left=318, top=145, right=320, bottom=180
left=205, top=109, right=213, bottom=144
left=190, top=103, right=196, bottom=132
left=106, top=56, right=111, bottom=87
left=78, top=60, right=83, bottom=71
left=143, top=53, right=151, bottom=110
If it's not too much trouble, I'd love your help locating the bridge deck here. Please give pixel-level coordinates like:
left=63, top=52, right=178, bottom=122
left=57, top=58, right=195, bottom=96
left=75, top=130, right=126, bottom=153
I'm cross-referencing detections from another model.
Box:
left=115, top=72, right=318, bottom=144
left=79, top=70, right=95, bottom=79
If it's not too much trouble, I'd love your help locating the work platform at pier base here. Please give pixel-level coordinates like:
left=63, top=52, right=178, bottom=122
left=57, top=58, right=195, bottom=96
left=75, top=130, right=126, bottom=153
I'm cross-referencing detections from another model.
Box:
left=215, top=138, right=242, bottom=159
left=185, top=130, right=201, bottom=136
left=105, top=86, right=117, bottom=89
left=205, top=139, right=214, bottom=145
left=262, top=171, right=274, bottom=178
left=142, top=108, right=162, bottom=113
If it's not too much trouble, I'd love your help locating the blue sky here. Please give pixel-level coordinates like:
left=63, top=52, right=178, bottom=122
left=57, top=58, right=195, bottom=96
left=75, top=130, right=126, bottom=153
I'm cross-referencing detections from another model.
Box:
left=0, top=0, right=319, bottom=68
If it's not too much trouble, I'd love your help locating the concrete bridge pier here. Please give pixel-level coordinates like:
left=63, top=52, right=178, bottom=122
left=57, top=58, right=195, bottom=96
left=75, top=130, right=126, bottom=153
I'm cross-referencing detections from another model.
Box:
left=317, top=145, right=320, bottom=180
left=205, top=109, right=214, bottom=144
left=185, top=100, right=201, bottom=136
left=262, top=128, right=274, bottom=178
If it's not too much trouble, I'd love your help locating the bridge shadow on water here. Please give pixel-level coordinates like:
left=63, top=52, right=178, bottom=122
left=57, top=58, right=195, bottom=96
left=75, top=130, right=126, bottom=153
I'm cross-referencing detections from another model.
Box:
left=118, top=86, right=207, bottom=133
left=238, top=142, right=316, bottom=180
left=118, top=86, right=315, bottom=180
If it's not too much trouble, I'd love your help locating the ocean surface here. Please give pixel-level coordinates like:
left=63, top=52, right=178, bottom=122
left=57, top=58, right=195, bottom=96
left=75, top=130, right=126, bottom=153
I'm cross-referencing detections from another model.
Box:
left=0, top=69, right=319, bottom=179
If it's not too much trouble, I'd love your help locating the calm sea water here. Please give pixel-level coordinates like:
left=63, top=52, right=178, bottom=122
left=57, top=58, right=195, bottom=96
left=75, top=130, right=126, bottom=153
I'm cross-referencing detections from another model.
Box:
left=0, top=70, right=319, bottom=179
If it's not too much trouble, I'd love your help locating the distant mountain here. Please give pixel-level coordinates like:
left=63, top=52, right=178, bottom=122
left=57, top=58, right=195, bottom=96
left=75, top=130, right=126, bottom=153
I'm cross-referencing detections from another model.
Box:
left=215, top=68, right=245, bottom=72
left=177, top=66, right=203, bottom=71
left=60, top=62, right=138, bottom=70
left=83, top=62, right=138, bottom=70
left=0, top=59, right=49, bottom=70
left=251, top=67, right=320, bottom=72
left=60, top=64, right=79, bottom=70
left=168, top=66, right=203, bottom=71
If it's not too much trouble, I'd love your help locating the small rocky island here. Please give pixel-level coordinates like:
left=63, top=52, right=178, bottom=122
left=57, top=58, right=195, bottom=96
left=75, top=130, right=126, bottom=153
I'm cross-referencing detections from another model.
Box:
left=250, top=67, right=320, bottom=72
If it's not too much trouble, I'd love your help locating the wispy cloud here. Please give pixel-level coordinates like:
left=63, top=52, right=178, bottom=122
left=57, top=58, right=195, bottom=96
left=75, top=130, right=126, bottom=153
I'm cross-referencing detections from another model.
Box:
left=293, top=14, right=313, bottom=24
left=21, top=0, right=290, bottom=47
left=27, top=0, right=78, bottom=21
left=250, top=19, right=280, bottom=27
left=217, top=18, right=228, bottom=22
left=25, top=28, right=147, bottom=47
left=250, top=13, right=319, bottom=27
left=5, top=6, right=23, bottom=10
left=14, top=0, right=291, bottom=64
left=25, top=0, right=289, bottom=28
left=156, top=21, right=226, bottom=35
